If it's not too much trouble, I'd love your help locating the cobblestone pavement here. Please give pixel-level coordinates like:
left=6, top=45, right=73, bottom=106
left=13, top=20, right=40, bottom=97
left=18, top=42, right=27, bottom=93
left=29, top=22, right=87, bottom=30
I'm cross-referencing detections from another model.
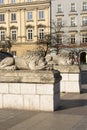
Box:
left=0, top=71, right=87, bottom=130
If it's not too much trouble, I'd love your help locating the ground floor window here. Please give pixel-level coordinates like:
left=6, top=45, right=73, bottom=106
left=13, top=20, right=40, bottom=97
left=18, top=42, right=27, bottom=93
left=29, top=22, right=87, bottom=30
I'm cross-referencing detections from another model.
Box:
left=27, top=29, right=33, bottom=40
left=82, top=34, right=87, bottom=43
left=0, top=30, right=5, bottom=41
left=71, top=34, right=75, bottom=44
left=38, top=28, right=44, bottom=40
left=11, top=30, right=17, bottom=41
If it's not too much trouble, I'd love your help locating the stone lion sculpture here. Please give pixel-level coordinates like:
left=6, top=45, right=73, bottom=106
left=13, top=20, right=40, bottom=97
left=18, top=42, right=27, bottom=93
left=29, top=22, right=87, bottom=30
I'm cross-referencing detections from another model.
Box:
left=0, top=51, right=47, bottom=70
left=0, top=50, right=73, bottom=70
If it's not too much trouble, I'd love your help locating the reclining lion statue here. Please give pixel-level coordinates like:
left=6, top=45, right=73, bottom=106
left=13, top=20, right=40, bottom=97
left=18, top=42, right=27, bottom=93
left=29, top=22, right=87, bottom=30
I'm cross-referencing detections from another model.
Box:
left=0, top=50, right=73, bottom=70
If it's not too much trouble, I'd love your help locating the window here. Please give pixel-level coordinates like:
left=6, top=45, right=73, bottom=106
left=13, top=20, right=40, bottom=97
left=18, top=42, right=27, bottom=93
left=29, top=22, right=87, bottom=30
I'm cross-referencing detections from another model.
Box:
left=57, top=18, right=62, bottom=26
left=71, top=17, right=76, bottom=26
left=58, top=4, right=62, bottom=13
left=0, top=14, right=5, bottom=22
left=38, top=28, right=44, bottom=39
left=83, top=2, right=87, bottom=11
left=11, top=30, right=17, bottom=40
left=38, top=10, right=44, bottom=19
left=0, top=30, right=5, bottom=41
left=11, top=13, right=16, bottom=21
left=82, top=34, right=87, bottom=43
left=27, top=29, right=33, bottom=40
left=57, top=35, right=62, bottom=44
left=82, top=16, right=87, bottom=25
left=71, top=3, right=75, bottom=11
left=71, top=34, right=75, bottom=44
left=0, top=0, right=4, bottom=4
left=27, top=0, right=32, bottom=2
left=11, top=0, right=16, bottom=3
left=27, top=12, right=33, bottom=21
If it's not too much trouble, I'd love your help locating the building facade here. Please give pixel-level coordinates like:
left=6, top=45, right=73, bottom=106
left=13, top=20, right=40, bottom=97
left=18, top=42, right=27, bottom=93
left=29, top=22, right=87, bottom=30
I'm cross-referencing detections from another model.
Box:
left=0, top=0, right=51, bottom=56
left=55, top=0, right=87, bottom=46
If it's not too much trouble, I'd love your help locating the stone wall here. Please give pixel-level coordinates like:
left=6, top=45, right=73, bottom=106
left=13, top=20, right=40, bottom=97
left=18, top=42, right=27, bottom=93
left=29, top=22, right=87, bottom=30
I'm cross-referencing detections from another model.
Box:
left=0, top=70, right=61, bottom=112
left=54, top=65, right=81, bottom=93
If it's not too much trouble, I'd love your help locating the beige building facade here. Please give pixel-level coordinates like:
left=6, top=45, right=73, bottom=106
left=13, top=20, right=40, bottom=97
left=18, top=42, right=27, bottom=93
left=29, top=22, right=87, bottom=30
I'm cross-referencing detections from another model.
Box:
left=0, top=0, right=51, bottom=56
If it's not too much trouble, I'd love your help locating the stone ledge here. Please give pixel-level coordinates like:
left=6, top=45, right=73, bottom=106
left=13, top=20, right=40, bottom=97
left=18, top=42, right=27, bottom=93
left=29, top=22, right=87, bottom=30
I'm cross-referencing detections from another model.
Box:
left=54, top=65, right=80, bottom=73
left=0, top=70, right=61, bottom=83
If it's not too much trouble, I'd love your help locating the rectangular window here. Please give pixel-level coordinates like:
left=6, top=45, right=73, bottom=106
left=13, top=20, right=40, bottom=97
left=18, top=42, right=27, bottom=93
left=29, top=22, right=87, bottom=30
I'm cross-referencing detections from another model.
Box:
left=82, top=16, right=87, bottom=25
left=11, top=13, right=16, bottom=21
left=0, top=0, right=4, bottom=4
left=0, top=14, right=5, bottom=22
left=82, top=34, right=87, bottom=43
left=71, top=17, right=76, bottom=26
left=83, top=2, right=87, bottom=11
left=27, top=12, right=33, bottom=20
left=38, top=10, right=44, bottom=19
left=71, top=3, right=75, bottom=11
left=57, top=18, right=62, bottom=26
left=58, top=4, right=62, bottom=13
left=11, top=30, right=17, bottom=40
left=27, top=29, right=33, bottom=40
left=38, top=28, right=44, bottom=39
left=11, top=0, right=16, bottom=3
left=71, top=34, right=75, bottom=44
left=27, top=0, right=32, bottom=2
left=0, top=30, right=5, bottom=41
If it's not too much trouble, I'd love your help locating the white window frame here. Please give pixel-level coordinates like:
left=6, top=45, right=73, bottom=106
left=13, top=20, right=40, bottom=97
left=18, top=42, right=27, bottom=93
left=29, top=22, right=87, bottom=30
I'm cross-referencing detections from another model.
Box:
left=82, top=34, right=87, bottom=43
left=58, top=4, right=62, bottom=13
left=82, top=16, right=87, bottom=25
left=27, top=12, right=33, bottom=21
left=71, top=17, right=76, bottom=26
left=38, top=10, right=44, bottom=20
left=11, top=29, right=17, bottom=41
left=71, top=3, right=76, bottom=11
left=83, top=2, right=87, bottom=11
left=38, top=28, right=44, bottom=40
left=0, top=30, right=5, bottom=41
left=71, top=34, right=75, bottom=44
left=27, top=28, right=33, bottom=40
left=0, top=14, right=5, bottom=22
left=11, top=0, right=16, bottom=4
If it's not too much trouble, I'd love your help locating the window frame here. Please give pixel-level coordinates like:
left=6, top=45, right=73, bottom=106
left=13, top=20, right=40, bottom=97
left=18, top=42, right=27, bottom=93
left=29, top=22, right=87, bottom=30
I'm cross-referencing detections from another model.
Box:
left=11, top=0, right=16, bottom=4
left=27, top=11, right=33, bottom=21
left=0, top=13, right=5, bottom=22
left=38, top=10, right=44, bottom=20
left=71, top=3, right=76, bottom=12
left=27, top=28, right=33, bottom=40
left=71, top=34, right=75, bottom=44
left=38, top=28, right=44, bottom=40
left=11, top=13, right=16, bottom=22
left=71, top=17, right=76, bottom=26
left=0, top=0, right=4, bottom=4
left=82, top=16, right=87, bottom=26
left=0, top=30, right=5, bottom=41
left=83, top=2, right=87, bottom=11
left=11, top=29, right=17, bottom=41
left=58, top=4, right=62, bottom=13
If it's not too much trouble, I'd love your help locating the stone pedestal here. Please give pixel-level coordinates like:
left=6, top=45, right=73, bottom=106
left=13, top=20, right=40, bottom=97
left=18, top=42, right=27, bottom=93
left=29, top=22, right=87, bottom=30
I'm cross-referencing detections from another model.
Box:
left=54, top=65, right=81, bottom=93
left=0, top=70, right=61, bottom=112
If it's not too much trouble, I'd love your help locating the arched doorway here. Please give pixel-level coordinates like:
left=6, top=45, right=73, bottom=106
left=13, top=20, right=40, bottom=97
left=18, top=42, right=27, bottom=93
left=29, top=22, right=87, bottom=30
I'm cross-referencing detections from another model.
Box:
left=80, top=52, right=86, bottom=64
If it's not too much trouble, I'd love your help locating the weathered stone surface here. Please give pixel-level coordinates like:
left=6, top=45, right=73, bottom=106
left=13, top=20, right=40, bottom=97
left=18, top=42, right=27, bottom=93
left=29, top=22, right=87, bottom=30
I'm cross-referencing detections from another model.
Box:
left=0, top=70, right=61, bottom=83
left=54, top=65, right=80, bottom=73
